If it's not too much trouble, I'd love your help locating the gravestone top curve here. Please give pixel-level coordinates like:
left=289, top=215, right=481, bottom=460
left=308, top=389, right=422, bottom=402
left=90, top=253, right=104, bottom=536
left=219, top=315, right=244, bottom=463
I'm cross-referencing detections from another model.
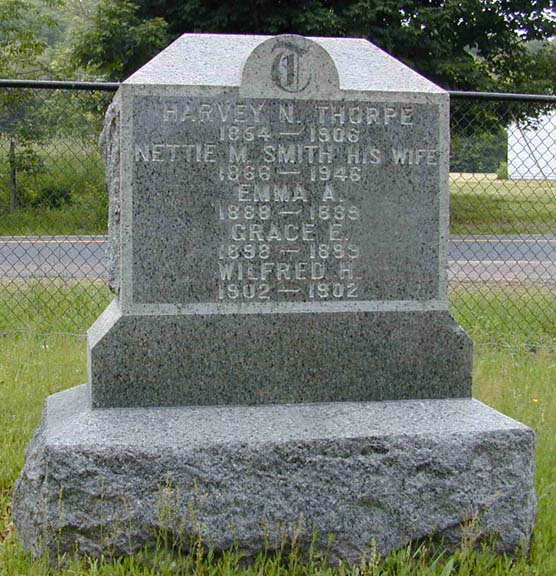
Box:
left=124, top=33, right=444, bottom=94
left=240, top=35, right=340, bottom=99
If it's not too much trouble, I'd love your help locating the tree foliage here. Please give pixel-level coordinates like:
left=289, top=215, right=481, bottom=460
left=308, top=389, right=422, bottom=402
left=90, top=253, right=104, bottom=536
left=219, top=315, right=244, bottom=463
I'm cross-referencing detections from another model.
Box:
left=0, top=1, right=64, bottom=211
left=0, top=0, right=62, bottom=78
left=523, top=39, right=556, bottom=94
left=450, top=127, right=507, bottom=173
left=68, top=0, right=168, bottom=80
left=69, top=0, right=556, bottom=91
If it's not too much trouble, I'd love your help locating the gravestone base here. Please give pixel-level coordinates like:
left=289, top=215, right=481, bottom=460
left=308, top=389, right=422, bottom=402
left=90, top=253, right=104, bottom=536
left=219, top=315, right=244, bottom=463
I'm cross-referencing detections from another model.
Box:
left=13, top=384, right=535, bottom=563
left=88, top=300, right=472, bottom=408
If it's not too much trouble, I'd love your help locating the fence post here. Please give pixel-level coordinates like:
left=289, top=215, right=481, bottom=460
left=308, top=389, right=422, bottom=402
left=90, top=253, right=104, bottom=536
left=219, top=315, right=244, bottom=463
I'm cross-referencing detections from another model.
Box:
left=8, top=138, right=17, bottom=212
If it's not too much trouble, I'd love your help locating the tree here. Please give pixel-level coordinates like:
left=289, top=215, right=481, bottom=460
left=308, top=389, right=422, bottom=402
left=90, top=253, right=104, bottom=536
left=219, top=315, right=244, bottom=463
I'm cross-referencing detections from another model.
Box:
left=522, top=39, right=556, bottom=94
left=0, top=1, right=56, bottom=79
left=67, top=0, right=168, bottom=80
left=68, top=0, right=556, bottom=92
left=0, top=0, right=61, bottom=211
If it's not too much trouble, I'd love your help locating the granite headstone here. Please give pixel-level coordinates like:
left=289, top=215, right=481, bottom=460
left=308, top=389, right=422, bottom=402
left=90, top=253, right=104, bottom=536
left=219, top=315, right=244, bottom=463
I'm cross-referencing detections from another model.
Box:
left=13, top=34, right=535, bottom=563
left=88, top=33, right=471, bottom=408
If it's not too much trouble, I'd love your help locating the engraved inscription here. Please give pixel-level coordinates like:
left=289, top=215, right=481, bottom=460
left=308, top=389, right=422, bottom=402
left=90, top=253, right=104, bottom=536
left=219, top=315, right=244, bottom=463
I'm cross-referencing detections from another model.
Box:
left=271, top=42, right=311, bottom=93
left=131, top=96, right=440, bottom=304
left=213, top=101, right=366, bottom=302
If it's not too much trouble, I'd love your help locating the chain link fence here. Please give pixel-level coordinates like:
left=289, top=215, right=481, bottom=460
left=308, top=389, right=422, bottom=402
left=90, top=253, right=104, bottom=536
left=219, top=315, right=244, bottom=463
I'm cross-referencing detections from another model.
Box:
left=1, top=81, right=556, bottom=343
left=0, top=81, right=115, bottom=334
left=450, top=92, right=556, bottom=345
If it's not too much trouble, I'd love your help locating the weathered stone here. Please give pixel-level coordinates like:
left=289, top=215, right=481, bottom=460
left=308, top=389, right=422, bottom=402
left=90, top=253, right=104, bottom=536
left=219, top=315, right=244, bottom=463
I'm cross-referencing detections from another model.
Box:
left=99, top=95, right=121, bottom=294
left=13, top=385, right=536, bottom=562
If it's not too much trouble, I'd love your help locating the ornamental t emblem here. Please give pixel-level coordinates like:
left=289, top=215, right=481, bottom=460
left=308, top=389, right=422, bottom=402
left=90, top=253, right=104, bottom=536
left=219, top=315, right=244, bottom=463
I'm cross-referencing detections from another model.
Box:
left=271, top=43, right=312, bottom=93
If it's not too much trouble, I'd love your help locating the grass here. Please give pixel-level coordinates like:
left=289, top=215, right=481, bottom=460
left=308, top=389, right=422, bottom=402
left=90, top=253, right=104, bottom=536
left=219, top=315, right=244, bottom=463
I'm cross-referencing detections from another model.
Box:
left=0, top=279, right=111, bottom=334
left=0, top=285, right=556, bottom=573
left=451, top=284, right=556, bottom=348
left=450, top=173, right=556, bottom=235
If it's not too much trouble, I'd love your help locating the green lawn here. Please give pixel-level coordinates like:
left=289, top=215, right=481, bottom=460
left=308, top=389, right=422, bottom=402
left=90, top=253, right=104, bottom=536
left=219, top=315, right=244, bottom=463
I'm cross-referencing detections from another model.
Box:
left=1, top=286, right=556, bottom=573
left=450, top=173, right=556, bottom=235
left=0, top=279, right=111, bottom=334
left=451, top=284, right=556, bottom=348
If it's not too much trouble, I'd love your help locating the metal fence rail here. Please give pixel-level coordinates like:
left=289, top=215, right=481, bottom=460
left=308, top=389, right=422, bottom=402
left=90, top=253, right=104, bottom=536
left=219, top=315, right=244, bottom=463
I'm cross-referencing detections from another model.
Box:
left=1, top=80, right=556, bottom=342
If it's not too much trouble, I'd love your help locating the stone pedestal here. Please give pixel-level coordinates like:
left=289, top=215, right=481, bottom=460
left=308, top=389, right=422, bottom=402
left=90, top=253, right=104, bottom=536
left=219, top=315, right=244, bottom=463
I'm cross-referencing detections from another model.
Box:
left=89, top=300, right=471, bottom=407
left=14, top=385, right=535, bottom=561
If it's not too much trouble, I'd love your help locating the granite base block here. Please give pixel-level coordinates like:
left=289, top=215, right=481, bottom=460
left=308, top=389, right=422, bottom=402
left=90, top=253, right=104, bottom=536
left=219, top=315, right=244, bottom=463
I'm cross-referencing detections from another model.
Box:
left=13, top=385, right=535, bottom=562
left=88, top=300, right=472, bottom=407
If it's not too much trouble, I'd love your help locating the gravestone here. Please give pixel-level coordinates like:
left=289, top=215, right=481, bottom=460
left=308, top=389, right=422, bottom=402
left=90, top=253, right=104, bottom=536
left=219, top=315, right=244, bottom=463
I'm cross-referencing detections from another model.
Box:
left=88, top=34, right=472, bottom=408
left=13, top=34, right=535, bottom=563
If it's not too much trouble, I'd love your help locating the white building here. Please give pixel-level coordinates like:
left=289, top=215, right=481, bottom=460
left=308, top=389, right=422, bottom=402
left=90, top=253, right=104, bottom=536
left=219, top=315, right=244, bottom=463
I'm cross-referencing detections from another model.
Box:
left=508, top=111, right=556, bottom=179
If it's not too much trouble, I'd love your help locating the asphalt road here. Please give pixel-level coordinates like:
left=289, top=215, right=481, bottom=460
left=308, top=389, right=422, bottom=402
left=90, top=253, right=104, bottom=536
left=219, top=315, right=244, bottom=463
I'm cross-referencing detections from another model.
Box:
left=2, top=234, right=556, bottom=283
left=449, top=235, right=556, bottom=283
left=0, top=236, right=107, bottom=279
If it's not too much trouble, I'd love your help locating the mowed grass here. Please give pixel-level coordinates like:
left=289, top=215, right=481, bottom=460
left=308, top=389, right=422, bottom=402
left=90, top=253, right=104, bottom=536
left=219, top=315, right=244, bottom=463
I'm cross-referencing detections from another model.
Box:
left=0, top=284, right=555, bottom=573
left=451, top=284, right=556, bottom=348
left=450, top=173, right=556, bottom=235
left=0, top=279, right=111, bottom=334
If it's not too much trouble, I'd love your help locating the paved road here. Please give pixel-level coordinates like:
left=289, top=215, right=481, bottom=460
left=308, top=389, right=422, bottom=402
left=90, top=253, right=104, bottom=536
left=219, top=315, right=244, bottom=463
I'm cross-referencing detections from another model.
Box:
left=2, top=235, right=556, bottom=283
left=0, top=236, right=107, bottom=279
left=449, top=235, right=556, bottom=283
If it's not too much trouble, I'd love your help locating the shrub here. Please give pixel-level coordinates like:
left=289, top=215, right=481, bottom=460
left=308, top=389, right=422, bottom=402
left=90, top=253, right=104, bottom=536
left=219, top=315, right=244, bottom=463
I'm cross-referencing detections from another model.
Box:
left=31, top=183, right=73, bottom=209
left=496, top=161, right=508, bottom=180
